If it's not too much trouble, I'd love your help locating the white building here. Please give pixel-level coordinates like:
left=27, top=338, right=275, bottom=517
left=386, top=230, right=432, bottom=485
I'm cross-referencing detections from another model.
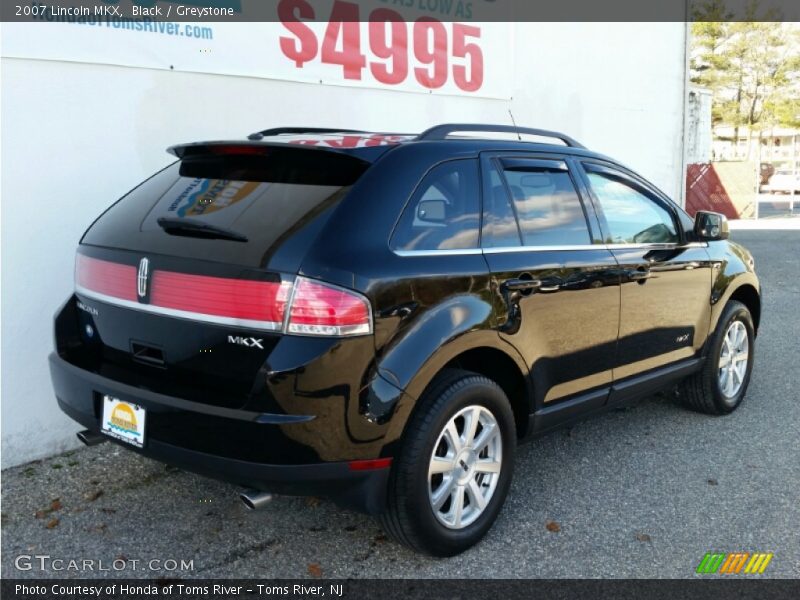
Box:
left=713, top=125, right=800, bottom=170
left=1, top=20, right=690, bottom=468
left=686, top=87, right=713, bottom=164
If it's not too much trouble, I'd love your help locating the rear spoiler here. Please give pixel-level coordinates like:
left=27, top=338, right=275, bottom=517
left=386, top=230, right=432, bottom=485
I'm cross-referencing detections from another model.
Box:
left=167, top=141, right=376, bottom=186
left=168, top=140, right=339, bottom=159
left=167, top=138, right=404, bottom=161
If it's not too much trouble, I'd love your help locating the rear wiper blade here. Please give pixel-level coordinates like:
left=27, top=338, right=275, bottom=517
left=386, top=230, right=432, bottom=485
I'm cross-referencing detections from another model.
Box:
left=156, top=217, right=248, bottom=242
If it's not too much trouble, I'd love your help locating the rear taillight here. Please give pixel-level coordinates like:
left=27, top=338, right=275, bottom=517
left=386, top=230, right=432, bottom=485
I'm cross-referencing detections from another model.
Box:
left=287, top=277, right=372, bottom=337
left=75, top=255, right=138, bottom=302
left=74, top=254, right=372, bottom=336
left=150, top=271, right=292, bottom=331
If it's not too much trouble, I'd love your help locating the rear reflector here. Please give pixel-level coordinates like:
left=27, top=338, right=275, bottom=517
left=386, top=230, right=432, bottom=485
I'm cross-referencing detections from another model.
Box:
left=287, top=277, right=372, bottom=336
left=74, top=255, right=372, bottom=336
left=348, top=458, right=393, bottom=471
left=75, top=255, right=138, bottom=302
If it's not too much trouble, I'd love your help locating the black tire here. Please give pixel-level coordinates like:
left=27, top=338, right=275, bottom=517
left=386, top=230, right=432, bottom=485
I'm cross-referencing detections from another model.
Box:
left=378, top=369, right=516, bottom=556
left=679, top=300, right=755, bottom=415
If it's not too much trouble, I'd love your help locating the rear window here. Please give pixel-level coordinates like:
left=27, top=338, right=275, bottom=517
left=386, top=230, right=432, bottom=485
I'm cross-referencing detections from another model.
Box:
left=142, top=148, right=367, bottom=232
left=140, top=176, right=347, bottom=235
left=82, top=147, right=370, bottom=269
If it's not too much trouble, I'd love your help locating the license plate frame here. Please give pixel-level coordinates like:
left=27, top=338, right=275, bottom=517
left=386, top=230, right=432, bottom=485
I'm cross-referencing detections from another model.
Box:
left=101, top=395, right=146, bottom=448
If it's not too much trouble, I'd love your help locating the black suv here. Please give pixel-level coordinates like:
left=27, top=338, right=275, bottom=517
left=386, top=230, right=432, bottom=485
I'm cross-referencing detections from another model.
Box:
left=50, top=124, right=761, bottom=556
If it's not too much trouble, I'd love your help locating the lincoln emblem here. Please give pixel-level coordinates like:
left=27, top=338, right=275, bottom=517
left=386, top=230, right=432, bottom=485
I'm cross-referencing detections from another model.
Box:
left=137, top=258, right=149, bottom=299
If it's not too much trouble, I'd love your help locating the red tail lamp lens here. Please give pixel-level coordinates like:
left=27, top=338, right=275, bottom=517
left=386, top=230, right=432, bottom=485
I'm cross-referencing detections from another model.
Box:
left=287, top=277, right=372, bottom=336
left=75, top=254, right=138, bottom=302
left=150, top=271, right=291, bottom=329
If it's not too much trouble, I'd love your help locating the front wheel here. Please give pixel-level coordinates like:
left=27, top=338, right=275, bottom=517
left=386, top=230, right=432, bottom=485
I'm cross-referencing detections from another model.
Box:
left=379, top=369, right=516, bottom=556
left=679, top=300, right=755, bottom=415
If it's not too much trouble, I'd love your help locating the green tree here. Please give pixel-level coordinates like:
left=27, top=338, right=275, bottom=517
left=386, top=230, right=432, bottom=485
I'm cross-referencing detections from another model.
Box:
left=691, top=4, right=800, bottom=157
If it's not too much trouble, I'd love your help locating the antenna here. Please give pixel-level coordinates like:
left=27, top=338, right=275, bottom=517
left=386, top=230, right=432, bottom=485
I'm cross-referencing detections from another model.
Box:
left=508, top=110, right=522, bottom=141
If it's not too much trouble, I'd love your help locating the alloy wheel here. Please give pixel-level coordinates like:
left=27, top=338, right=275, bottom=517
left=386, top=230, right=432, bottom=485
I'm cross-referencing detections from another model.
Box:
left=427, top=405, right=503, bottom=530
left=718, top=320, right=749, bottom=399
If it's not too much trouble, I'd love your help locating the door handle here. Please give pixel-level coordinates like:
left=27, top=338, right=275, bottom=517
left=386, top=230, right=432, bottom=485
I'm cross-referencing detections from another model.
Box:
left=502, top=278, right=542, bottom=292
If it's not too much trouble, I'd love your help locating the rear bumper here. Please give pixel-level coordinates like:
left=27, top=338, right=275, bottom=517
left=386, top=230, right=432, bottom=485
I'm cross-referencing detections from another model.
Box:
left=49, top=352, right=390, bottom=514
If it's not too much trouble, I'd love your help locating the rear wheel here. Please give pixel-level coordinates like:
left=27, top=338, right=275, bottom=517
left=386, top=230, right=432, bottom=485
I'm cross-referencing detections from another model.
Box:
left=379, top=369, right=516, bottom=556
left=679, top=300, right=755, bottom=415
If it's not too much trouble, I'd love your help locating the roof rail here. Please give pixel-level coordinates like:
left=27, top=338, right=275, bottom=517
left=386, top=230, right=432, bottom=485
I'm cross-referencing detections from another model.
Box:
left=247, top=127, right=368, bottom=141
left=416, top=123, right=585, bottom=148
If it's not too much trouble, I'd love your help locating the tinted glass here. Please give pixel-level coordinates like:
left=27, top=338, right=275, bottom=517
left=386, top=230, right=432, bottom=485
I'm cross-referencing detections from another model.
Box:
left=392, top=160, right=480, bottom=251
left=140, top=149, right=367, bottom=233
left=501, top=166, right=591, bottom=246
left=482, top=162, right=522, bottom=248
left=140, top=175, right=345, bottom=235
left=586, top=171, right=678, bottom=244
left=82, top=148, right=368, bottom=269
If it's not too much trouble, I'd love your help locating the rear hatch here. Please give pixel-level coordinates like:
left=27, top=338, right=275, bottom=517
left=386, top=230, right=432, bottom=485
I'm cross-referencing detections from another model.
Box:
left=83, top=143, right=372, bottom=271
left=73, top=142, right=377, bottom=409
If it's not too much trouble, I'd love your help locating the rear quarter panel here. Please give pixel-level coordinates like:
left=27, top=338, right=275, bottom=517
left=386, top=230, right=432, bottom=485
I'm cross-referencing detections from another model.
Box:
left=300, top=143, right=530, bottom=449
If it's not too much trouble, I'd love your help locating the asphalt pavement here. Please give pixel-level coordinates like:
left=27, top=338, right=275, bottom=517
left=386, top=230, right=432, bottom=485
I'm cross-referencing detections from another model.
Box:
left=2, top=229, right=798, bottom=579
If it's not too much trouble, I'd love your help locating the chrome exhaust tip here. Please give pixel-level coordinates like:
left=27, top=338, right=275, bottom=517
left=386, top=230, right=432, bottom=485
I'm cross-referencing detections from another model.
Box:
left=239, top=489, right=274, bottom=510
left=77, top=430, right=107, bottom=446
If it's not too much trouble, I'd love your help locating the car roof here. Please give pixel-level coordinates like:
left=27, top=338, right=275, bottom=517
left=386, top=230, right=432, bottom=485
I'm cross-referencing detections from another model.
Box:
left=168, top=124, right=621, bottom=166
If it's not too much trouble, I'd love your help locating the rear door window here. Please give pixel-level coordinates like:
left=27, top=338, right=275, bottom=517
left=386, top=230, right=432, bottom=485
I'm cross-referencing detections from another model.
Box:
left=482, top=161, right=522, bottom=248
left=391, top=159, right=481, bottom=251
left=486, top=158, right=592, bottom=247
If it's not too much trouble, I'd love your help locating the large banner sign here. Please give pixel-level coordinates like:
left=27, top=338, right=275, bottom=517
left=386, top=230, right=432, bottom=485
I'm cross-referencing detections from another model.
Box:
left=1, top=1, right=514, bottom=98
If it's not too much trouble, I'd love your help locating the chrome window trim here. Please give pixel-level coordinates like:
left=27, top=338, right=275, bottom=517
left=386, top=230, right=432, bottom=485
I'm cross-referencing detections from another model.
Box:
left=393, top=248, right=484, bottom=257
left=605, top=241, right=709, bottom=250
left=392, top=241, right=708, bottom=257
left=75, top=285, right=284, bottom=332
left=605, top=243, right=676, bottom=250
left=483, top=244, right=602, bottom=253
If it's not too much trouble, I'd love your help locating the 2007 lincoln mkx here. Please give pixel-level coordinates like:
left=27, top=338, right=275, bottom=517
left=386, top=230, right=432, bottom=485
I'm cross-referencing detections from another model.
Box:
left=50, top=124, right=761, bottom=555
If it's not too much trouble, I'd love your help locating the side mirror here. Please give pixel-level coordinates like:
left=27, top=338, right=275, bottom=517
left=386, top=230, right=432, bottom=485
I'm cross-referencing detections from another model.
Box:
left=417, top=199, right=446, bottom=223
left=694, top=211, right=729, bottom=241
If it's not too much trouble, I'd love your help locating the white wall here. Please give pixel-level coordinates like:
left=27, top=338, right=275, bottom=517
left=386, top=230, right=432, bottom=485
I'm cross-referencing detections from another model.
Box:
left=511, top=23, right=688, bottom=200
left=0, top=23, right=687, bottom=467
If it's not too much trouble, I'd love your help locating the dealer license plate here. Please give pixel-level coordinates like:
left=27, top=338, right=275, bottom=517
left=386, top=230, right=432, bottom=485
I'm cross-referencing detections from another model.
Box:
left=101, top=395, right=146, bottom=448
